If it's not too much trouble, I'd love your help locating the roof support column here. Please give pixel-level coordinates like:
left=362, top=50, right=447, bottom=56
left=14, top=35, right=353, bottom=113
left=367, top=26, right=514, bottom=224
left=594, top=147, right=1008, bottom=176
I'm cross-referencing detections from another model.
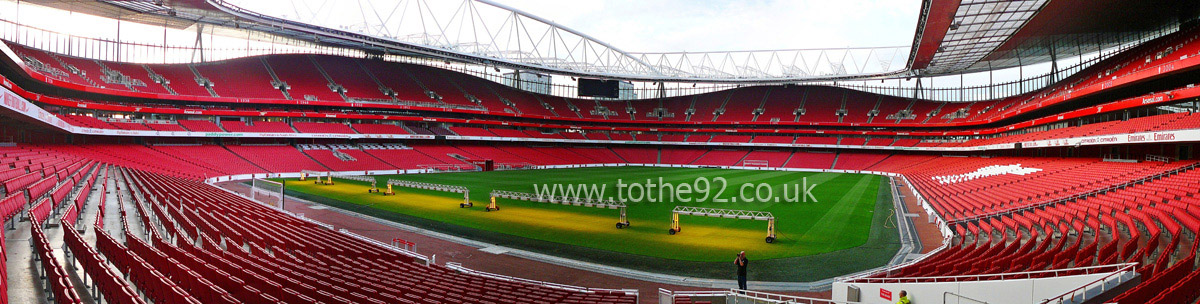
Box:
left=988, top=62, right=994, bottom=100
left=116, top=16, right=121, bottom=61
left=192, top=24, right=205, bottom=63
left=1048, top=43, right=1058, bottom=86
left=914, top=77, right=923, bottom=100
left=1017, top=52, right=1023, bottom=93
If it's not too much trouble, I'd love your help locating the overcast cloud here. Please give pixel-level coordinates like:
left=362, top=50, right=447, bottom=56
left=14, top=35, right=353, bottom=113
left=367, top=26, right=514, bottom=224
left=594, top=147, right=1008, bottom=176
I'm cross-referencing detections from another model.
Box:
left=233, top=0, right=922, bottom=53
left=493, top=0, right=921, bottom=52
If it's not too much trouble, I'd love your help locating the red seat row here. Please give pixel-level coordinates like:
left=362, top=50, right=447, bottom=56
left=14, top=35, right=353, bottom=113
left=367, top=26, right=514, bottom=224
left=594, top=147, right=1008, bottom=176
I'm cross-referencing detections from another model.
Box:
left=97, top=163, right=637, bottom=304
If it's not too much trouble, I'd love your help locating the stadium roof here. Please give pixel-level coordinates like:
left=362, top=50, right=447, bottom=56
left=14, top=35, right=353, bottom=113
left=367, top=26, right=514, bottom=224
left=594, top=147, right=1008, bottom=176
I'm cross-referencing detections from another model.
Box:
left=909, top=0, right=1199, bottom=75
left=25, top=0, right=1200, bottom=82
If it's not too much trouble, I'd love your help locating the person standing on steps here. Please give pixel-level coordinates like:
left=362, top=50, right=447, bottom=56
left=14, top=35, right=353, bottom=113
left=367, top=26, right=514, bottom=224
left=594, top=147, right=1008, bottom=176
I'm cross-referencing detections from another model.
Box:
left=734, top=251, right=749, bottom=290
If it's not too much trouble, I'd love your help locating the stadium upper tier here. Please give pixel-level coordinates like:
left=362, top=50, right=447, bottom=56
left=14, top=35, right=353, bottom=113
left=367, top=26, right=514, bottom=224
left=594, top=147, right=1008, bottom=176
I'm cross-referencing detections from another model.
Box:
left=11, top=65, right=1200, bottom=147
left=40, top=110, right=1200, bottom=151
left=3, top=23, right=1200, bottom=129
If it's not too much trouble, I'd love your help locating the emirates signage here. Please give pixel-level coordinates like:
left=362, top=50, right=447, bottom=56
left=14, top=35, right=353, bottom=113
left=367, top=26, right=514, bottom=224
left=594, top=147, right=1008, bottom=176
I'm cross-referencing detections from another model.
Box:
left=1023, top=129, right=1196, bottom=148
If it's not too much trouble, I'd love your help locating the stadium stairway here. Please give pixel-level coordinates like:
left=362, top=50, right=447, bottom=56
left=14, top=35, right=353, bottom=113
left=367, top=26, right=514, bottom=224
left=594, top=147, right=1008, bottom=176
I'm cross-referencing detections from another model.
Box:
left=2, top=148, right=100, bottom=304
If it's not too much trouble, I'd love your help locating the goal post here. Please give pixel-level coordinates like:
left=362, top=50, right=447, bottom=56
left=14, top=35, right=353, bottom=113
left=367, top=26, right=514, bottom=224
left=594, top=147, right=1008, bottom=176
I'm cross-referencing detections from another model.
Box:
left=251, top=178, right=285, bottom=210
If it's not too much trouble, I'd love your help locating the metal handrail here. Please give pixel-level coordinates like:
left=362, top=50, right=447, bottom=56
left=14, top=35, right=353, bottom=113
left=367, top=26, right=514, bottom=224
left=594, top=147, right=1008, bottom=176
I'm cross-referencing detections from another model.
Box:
left=661, top=288, right=848, bottom=304
left=946, top=292, right=990, bottom=304
left=841, top=263, right=1137, bottom=284
left=338, top=229, right=431, bottom=265
left=446, top=262, right=639, bottom=299
left=1038, top=263, right=1140, bottom=304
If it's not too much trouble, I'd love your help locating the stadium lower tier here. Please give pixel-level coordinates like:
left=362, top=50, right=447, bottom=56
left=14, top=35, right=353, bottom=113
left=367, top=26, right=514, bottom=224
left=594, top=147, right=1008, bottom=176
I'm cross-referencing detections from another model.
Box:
left=2, top=145, right=640, bottom=304
left=3, top=143, right=1199, bottom=303
left=874, top=166, right=1200, bottom=302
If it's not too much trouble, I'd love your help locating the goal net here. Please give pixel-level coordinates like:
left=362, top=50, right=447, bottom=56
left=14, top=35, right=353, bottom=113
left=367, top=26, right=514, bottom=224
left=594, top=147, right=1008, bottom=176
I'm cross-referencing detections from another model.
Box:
left=742, top=160, right=769, bottom=167
left=251, top=178, right=285, bottom=209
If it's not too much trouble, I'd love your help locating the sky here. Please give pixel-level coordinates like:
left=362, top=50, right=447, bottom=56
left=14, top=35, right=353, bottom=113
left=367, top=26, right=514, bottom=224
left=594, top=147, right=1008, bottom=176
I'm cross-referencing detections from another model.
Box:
left=489, top=0, right=921, bottom=52
left=233, top=0, right=921, bottom=53
left=204, top=0, right=925, bottom=80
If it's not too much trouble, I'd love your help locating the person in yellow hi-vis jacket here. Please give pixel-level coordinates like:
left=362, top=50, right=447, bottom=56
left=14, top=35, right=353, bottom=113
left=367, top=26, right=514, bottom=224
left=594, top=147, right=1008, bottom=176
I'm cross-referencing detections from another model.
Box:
left=896, top=290, right=910, bottom=304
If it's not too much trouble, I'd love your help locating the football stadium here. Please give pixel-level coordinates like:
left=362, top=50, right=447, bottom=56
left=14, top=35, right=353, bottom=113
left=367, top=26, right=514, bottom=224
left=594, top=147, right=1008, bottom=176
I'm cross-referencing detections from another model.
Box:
left=0, top=0, right=1198, bottom=303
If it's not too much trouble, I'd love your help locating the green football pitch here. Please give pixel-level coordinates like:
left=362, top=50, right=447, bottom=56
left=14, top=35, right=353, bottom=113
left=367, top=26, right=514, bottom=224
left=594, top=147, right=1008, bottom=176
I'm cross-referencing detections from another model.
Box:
left=277, top=166, right=899, bottom=281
